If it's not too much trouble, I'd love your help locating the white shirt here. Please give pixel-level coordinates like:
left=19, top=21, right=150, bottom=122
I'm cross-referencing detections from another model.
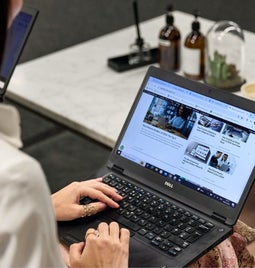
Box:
left=0, top=104, right=65, bottom=267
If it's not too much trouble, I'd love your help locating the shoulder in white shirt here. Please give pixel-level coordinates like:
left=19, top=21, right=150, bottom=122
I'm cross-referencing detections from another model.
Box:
left=0, top=104, right=65, bottom=267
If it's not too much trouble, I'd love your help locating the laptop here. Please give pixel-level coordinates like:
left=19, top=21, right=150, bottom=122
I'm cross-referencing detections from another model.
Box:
left=59, top=66, right=255, bottom=267
left=0, top=6, right=38, bottom=101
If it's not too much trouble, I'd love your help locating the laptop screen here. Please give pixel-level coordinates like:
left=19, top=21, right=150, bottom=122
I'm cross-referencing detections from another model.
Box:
left=116, top=76, right=255, bottom=209
left=0, top=6, right=38, bottom=98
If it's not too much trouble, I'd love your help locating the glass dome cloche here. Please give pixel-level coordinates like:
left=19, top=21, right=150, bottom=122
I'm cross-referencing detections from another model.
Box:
left=205, top=20, right=245, bottom=91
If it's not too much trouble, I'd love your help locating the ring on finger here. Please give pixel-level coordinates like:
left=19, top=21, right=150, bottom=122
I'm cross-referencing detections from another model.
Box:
left=81, top=203, right=97, bottom=218
left=85, top=229, right=100, bottom=240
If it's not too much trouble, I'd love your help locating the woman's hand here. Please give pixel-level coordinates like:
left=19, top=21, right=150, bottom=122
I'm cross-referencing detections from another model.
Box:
left=51, top=178, right=122, bottom=221
left=69, top=222, right=130, bottom=268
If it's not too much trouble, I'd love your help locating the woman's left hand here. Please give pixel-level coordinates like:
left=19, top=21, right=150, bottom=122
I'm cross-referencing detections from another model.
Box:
left=51, top=178, right=122, bottom=221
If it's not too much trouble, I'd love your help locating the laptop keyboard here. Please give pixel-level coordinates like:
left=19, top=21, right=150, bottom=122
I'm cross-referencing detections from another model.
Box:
left=82, top=173, right=215, bottom=257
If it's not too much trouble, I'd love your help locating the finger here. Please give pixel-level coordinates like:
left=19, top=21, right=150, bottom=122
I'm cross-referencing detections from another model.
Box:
left=95, top=183, right=123, bottom=200
left=80, top=180, right=123, bottom=201
left=69, top=242, right=85, bottom=260
left=109, top=221, right=121, bottom=240
left=91, top=182, right=123, bottom=201
left=120, top=228, right=130, bottom=244
left=80, top=178, right=113, bottom=192
left=94, top=189, right=121, bottom=208
left=98, top=222, right=109, bottom=238
left=79, top=202, right=107, bottom=218
left=80, top=187, right=121, bottom=208
left=85, top=228, right=100, bottom=241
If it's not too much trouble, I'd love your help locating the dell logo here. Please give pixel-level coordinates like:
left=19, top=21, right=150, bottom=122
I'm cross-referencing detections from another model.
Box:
left=164, top=181, right=174, bottom=189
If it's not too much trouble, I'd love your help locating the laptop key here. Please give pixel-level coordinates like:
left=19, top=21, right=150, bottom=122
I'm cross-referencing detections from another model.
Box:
left=188, top=219, right=198, bottom=227
left=138, top=228, right=148, bottom=235
left=154, top=227, right=163, bottom=235
left=149, top=216, right=158, bottom=223
left=159, top=243, right=170, bottom=251
left=205, top=222, right=215, bottom=228
left=197, top=224, right=210, bottom=233
left=168, top=249, right=178, bottom=256
left=145, top=232, right=155, bottom=240
left=141, top=212, right=150, bottom=219
left=186, top=232, right=202, bottom=243
left=130, top=215, right=139, bottom=223
left=179, top=232, right=190, bottom=240
left=145, top=223, right=155, bottom=230
left=151, top=236, right=163, bottom=246
left=173, top=246, right=182, bottom=253
left=138, top=219, right=147, bottom=226
left=160, top=231, right=170, bottom=238
left=123, top=211, right=133, bottom=219
left=168, top=234, right=189, bottom=248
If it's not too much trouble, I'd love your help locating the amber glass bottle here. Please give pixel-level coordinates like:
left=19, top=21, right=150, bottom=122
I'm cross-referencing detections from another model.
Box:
left=183, top=11, right=206, bottom=80
left=158, top=5, right=181, bottom=71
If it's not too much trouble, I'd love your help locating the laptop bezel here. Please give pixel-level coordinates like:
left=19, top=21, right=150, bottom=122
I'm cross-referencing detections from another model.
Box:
left=107, top=66, right=255, bottom=226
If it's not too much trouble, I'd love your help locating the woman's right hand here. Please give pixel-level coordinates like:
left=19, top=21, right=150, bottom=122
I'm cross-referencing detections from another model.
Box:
left=69, top=222, right=130, bottom=268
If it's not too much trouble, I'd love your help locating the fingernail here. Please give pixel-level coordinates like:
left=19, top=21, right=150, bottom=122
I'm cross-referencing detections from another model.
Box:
left=99, top=203, right=107, bottom=210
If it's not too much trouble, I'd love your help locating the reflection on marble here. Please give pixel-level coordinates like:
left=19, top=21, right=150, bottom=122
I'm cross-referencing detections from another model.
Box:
left=7, top=11, right=255, bottom=147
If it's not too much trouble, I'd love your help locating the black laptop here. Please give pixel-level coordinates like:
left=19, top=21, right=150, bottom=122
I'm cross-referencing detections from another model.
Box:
left=59, top=66, right=255, bottom=267
left=0, top=6, right=38, bottom=101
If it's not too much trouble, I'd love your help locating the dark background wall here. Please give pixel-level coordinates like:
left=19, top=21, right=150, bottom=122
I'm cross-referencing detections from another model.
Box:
left=22, top=0, right=255, bottom=63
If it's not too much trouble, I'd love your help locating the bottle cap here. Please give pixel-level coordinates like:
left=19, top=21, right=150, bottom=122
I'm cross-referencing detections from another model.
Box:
left=166, top=4, right=174, bottom=25
left=192, top=10, right=200, bottom=31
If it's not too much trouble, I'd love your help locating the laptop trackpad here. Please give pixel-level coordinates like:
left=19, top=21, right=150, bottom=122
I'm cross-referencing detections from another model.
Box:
left=129, top=237, right=171, bottom=268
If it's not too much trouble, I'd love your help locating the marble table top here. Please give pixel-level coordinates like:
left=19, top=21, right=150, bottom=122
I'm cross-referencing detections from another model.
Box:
left=7, top=11, right=255, bottom=148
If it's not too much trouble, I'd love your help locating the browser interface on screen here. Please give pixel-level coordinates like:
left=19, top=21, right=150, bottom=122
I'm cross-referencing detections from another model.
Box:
left=116, top=76, right=255, bottom=208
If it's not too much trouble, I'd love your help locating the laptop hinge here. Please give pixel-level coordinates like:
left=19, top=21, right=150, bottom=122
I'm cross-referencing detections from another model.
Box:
left=211, top=212, right=227, bottom=223
left=112, top=165, right=124, bottom=174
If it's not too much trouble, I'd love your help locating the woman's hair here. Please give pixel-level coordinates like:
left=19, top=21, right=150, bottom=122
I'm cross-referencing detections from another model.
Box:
left=0, top=0, right=9, bottom=67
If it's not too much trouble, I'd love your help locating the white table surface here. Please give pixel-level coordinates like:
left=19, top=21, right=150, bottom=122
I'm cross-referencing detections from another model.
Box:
left=7, top=11, right=255, bottom=148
